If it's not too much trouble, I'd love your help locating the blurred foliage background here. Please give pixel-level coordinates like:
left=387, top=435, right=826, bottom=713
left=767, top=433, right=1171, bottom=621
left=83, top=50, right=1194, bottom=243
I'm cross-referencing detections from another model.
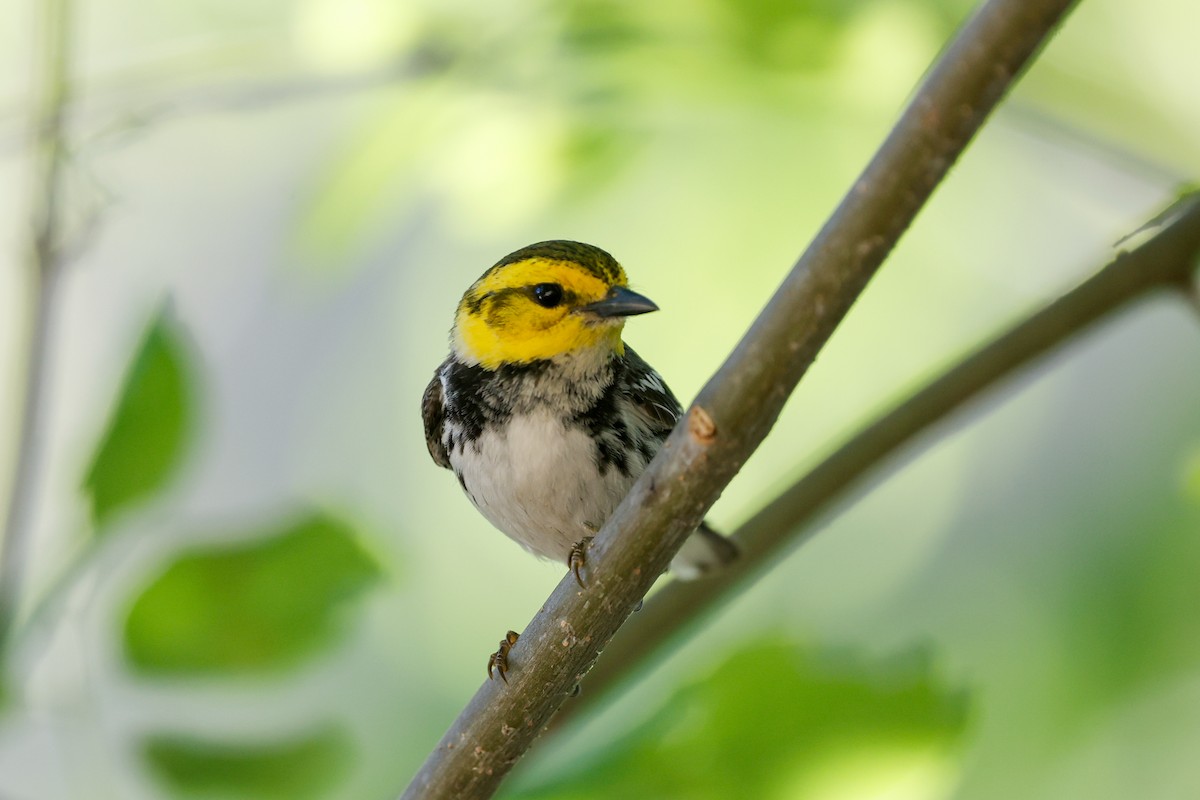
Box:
left=0, top=0, right=1198, bottom=798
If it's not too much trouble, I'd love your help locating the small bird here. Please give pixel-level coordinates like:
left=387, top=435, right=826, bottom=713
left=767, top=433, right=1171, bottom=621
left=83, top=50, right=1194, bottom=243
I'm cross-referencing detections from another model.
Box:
left=422, top=241, right=737, bottom=680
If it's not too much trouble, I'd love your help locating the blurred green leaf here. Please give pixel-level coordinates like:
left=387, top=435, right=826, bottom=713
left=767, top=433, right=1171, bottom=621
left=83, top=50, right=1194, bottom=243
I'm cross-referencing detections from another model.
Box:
left=1183, top=445, right=1200, bottom=505
left=143, top=727, right=350, bottom=800
left=560, top=121, right=641, bottom=201
left=715, top=0, right=853, bottom=73
left=124, top=513, right=382, bottom=675
left=84, top=311, right=192, bottom=529
left=560, top=0, right=644, bottom=53
left=292, top=95, right=429, bottom=266
left=505, top=638, right=969, bottom=800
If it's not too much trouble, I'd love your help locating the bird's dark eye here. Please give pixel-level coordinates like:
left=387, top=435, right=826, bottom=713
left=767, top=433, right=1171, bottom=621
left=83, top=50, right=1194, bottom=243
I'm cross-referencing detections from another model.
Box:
left=531, top=283, right=564, bottom=308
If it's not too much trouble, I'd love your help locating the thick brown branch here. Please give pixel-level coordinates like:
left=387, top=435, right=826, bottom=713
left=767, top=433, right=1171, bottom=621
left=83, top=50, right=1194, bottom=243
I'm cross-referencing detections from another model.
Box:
left=551, top=192, right=1200, bottom=732
left=400, top=0, right=1079, bottom=797
left=0, top=0, right=73, bottom=652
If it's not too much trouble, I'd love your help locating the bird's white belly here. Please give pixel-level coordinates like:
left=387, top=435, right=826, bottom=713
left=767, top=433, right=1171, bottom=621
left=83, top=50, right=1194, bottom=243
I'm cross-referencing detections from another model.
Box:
left=451, top=412, right=633, bottom=562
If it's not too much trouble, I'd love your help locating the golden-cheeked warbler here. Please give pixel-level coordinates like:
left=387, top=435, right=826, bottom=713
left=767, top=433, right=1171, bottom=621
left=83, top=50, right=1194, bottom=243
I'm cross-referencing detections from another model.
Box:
left=421, top=240, right=737, bottom=681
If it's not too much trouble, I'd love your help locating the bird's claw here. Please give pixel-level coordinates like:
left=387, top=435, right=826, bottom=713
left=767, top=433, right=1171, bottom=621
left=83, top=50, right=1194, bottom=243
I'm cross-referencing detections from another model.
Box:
left=568, top=537, right=594, bottom=588
left=487, top=630, right=520, bottom=683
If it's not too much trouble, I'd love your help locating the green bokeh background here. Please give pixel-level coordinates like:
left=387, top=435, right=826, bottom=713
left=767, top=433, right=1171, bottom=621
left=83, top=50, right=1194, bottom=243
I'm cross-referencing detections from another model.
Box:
left=0, top=0, right=1198, bottom=798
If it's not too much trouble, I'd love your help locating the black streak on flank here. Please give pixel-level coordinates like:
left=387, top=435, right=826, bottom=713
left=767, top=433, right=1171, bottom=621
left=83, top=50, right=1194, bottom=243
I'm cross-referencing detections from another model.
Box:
left=572, top=377, right=631, bottom=477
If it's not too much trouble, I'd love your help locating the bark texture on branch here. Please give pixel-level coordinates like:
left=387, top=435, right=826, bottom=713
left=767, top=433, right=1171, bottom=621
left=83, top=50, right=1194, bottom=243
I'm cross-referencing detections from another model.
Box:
left=400, top=0, right=1079, bottom=797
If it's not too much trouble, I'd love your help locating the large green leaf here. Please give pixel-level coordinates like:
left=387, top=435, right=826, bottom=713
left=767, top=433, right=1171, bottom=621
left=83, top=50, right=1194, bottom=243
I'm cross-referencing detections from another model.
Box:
left=143, top=727, right=350, bottom=800
left=84, top=313, right=192, bottom=529
left=505, top=638, right=970, bottom=800
left=124, top=513, right=382, bottom=675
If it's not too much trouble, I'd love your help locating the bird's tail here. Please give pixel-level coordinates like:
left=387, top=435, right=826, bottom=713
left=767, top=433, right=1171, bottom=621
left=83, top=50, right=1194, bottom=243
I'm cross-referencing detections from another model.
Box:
left=669, top=521, right=739, bottom=580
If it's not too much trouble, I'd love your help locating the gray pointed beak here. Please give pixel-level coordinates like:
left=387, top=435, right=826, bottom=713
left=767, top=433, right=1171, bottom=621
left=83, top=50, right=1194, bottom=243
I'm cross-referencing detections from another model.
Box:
left=580, top=286, right=659, bottom=318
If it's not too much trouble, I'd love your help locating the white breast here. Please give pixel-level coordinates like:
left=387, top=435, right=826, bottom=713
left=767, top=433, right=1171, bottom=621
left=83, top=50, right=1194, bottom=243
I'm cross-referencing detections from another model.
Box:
left=449, top=411, right=638, bottom=563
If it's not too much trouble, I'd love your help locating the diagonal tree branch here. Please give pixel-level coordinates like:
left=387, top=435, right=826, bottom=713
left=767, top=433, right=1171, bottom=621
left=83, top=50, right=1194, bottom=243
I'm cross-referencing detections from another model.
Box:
left=1184, top=270, right=1200, bottom=321
left=0, top=0, right=73, bottom=654
left=549, top=191, right=1200, bottom=734
left=400, top=0, right=1079, bottom=796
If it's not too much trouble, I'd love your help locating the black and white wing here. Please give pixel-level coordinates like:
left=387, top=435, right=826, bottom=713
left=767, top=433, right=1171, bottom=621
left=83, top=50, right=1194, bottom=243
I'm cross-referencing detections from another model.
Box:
left=421, top=364, right=452, bottom=469
left=620, top=346, right=683, bottom=439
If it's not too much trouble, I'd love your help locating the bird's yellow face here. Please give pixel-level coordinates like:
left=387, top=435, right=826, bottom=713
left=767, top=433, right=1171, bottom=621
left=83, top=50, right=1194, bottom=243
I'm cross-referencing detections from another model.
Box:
left=452, top=242, right=658, bottom=369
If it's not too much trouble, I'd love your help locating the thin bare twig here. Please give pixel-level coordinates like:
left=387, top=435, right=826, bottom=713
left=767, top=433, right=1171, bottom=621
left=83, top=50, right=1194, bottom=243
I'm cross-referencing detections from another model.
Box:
left=0, top=39, right=452, bottom=155
left=550, top=192, right=1200, bottom=733
left=399, top=0, right=1079, bottom=797
left=0, top=0, right=73, bottom=653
